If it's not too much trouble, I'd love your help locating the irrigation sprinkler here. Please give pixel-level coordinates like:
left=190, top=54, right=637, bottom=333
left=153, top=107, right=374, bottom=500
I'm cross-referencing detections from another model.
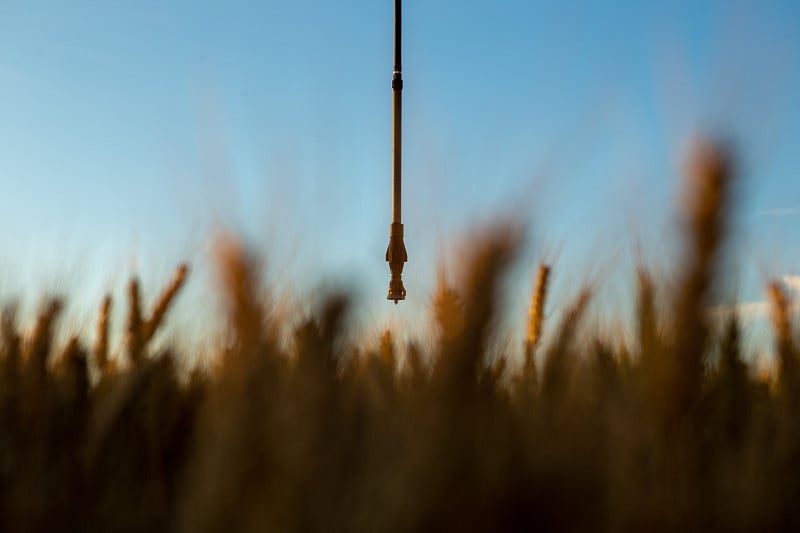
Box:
left=386, top=0, right=407, bottom=304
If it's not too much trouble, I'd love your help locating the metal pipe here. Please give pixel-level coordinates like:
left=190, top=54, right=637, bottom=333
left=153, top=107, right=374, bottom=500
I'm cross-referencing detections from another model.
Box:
left=386, top=0, right=407, bottom=304
left=392, top=0, right=402, bottom=224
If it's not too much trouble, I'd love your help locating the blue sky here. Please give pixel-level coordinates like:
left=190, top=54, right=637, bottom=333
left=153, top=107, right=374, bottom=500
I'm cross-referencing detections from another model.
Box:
left=0, top=1, right=798, bottom=350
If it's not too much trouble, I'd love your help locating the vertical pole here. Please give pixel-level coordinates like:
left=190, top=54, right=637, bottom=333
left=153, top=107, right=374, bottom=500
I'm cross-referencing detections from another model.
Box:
left=392, top=0, right=402, bottom=224
left=386, top=0, right=407, bottom=303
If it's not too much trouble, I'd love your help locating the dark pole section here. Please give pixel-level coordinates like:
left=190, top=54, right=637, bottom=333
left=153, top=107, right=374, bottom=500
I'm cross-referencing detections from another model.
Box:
left=394, top=0, right=401, bottom=82
left=392, top=0, right=402, bottom=224
left=386, top=0, right=407, bottom=304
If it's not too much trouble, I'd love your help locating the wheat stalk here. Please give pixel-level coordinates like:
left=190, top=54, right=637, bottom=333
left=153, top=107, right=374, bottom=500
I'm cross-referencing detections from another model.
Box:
left=143, top=263, right=189, bottom=344
left=767, top=280, right=796, bottom=387
left=126, top=278, right=143, bottom=365
left=525, top=262, right=550, bottom=356
left=94, top=294, right=112, bottom=372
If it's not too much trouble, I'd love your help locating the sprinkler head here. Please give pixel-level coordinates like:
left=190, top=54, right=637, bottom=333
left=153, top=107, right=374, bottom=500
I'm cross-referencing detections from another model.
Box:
left=386, top=222, right=407, bottom=304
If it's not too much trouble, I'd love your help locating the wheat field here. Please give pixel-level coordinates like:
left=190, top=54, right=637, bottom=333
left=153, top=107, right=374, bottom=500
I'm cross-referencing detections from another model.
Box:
left=1, top=140, right=799, bottom=532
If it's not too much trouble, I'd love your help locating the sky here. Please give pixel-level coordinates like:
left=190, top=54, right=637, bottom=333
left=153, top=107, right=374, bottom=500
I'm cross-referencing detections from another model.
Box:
left=0, top=1, right=799, bottom=355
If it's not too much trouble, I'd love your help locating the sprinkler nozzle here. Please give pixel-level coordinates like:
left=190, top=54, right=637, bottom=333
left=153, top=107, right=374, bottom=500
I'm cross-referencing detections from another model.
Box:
left=386, top=222, right=407, bottom=304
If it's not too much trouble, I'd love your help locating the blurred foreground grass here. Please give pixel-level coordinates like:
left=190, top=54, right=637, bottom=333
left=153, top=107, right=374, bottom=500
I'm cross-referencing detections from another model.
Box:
left=2, top=140, right=800, bottom=532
